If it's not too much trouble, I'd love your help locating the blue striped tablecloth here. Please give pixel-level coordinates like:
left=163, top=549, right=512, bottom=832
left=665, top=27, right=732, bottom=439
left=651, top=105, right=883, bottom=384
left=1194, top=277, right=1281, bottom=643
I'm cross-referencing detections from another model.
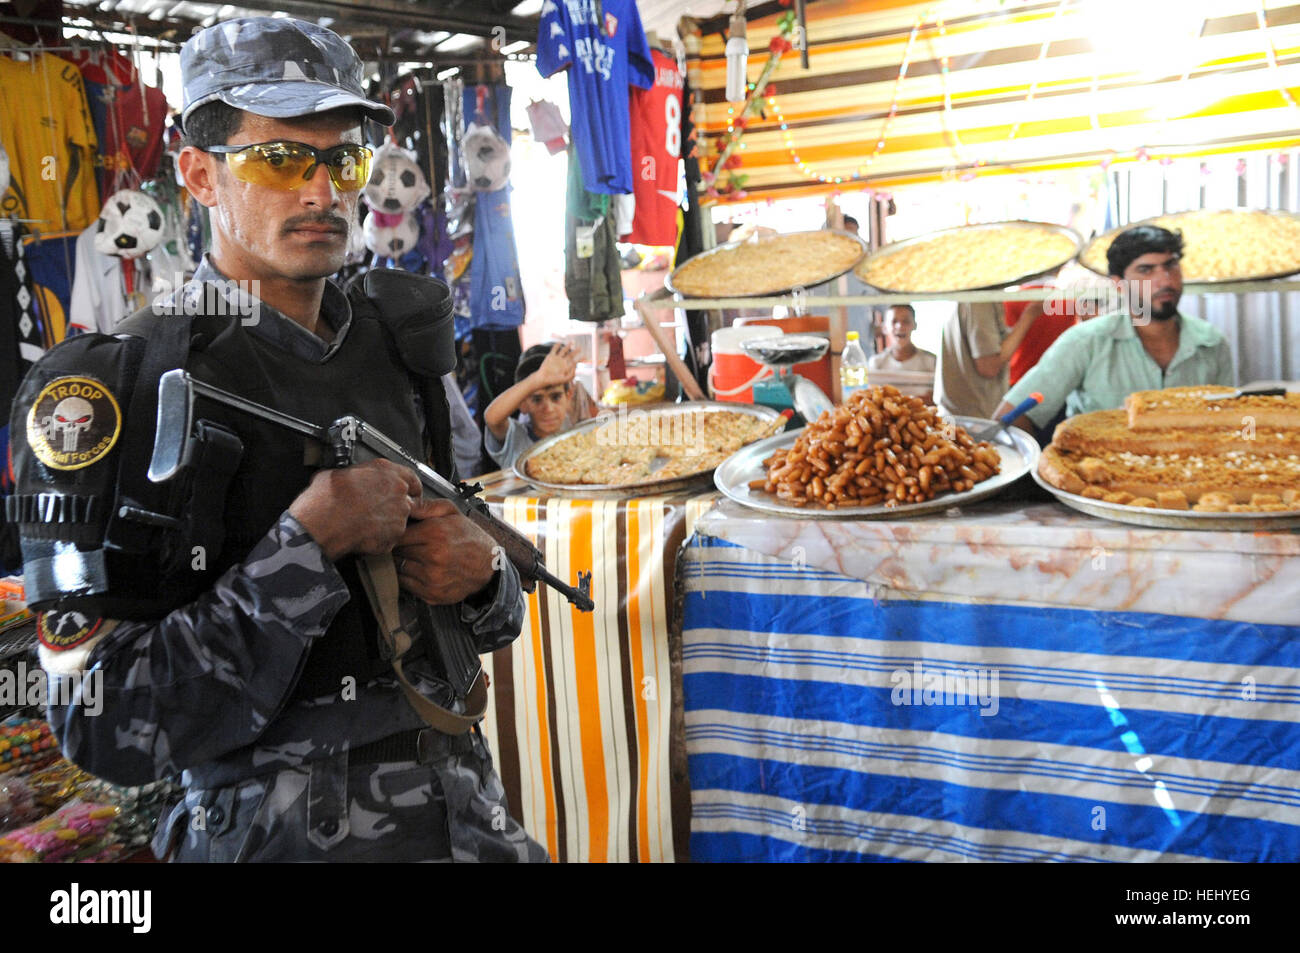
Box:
left=681, top=503, right=1300, bottom=863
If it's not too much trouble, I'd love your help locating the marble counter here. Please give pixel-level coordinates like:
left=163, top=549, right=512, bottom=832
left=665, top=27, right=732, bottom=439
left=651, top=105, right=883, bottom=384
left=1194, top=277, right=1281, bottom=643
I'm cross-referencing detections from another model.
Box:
left=692, top=499, right=1300, bottom=627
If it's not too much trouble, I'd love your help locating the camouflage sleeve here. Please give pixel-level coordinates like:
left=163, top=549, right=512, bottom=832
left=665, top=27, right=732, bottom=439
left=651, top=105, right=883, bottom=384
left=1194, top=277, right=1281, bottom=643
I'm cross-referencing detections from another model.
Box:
left=40, top=513, right=351, bottom=787
left=432, top=556, right=526, bottom=656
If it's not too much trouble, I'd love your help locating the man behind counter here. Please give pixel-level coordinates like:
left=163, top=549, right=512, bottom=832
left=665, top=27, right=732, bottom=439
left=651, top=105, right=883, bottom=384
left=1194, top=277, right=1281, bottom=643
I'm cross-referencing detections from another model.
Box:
left=996, top=225, right=1234, bottom=435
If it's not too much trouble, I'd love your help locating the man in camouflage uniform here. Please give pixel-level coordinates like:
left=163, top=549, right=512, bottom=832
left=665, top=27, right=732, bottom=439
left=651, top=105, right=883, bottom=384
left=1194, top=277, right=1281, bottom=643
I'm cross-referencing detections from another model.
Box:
left=16, top=17, right=548, bottom=862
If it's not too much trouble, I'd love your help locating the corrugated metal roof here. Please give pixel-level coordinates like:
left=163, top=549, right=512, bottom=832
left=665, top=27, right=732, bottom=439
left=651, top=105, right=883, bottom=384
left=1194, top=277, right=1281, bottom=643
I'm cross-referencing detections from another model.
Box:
left=56, top=0, right=541, bottom=59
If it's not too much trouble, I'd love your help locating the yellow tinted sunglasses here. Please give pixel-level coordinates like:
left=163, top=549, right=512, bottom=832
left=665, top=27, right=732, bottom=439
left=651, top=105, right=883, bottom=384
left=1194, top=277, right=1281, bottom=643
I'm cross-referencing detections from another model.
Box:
left=204, top=141, right=373, bottom=192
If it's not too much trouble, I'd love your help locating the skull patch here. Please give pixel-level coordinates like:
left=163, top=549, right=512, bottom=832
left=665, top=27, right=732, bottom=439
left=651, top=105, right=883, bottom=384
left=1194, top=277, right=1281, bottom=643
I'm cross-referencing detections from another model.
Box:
left=26, top=376, right=122, bottom=471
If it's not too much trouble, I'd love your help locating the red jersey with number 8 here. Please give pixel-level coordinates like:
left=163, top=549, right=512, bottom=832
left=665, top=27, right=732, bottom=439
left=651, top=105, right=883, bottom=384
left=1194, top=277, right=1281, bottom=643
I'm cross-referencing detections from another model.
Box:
left=626, top=48, right=683, bottom=246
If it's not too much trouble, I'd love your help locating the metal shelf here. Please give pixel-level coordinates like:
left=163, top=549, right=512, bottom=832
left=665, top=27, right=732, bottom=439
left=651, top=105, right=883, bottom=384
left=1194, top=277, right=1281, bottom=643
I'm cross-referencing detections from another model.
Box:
left=636, top=279, right=1300, bottom=311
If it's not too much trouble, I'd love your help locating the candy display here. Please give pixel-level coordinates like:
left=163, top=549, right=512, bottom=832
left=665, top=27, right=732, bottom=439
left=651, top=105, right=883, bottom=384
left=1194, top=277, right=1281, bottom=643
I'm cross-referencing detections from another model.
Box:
left=25, top=759, right=97, bottom=811
left=0, top=716, right=60, bottom=775
left=0, top=776, right=40, bottom=833
left=0, top=799, right=121, bottom=863
left=80, top=777, right=181, bottom=852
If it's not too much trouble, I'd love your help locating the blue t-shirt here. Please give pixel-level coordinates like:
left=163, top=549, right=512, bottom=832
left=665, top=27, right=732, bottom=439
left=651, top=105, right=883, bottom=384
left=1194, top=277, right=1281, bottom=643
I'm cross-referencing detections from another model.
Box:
left=536, top=0, right=654, bottom=195
left=465, top=84, right=525, bottom=330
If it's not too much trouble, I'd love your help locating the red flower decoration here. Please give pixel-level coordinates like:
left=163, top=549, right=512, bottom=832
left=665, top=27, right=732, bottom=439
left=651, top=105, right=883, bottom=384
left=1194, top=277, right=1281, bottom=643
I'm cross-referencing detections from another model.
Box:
left=769, top=36, right=792, bottom=55
left=724, top=154, right=744, bottom=170
left=779, top=0, right=793, bottom=6
left=734, top=116, right=749, bottom=130
left=765, top=84, right=777, bottom=97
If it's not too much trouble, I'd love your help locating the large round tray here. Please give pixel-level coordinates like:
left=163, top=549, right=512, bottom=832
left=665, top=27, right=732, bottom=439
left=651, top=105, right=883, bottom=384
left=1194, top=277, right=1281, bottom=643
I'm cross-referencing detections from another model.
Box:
left=513, top=401, right=782, bottom=499
left=1031, top=466, right=1300, bottom=531
left=713, top=416, right=1040, bottom=519
left=665, top=229, right=868, bottom=298
left=1078, top=208, right=1300, bottom=283
left=855, top=220, right=1082, bottom=293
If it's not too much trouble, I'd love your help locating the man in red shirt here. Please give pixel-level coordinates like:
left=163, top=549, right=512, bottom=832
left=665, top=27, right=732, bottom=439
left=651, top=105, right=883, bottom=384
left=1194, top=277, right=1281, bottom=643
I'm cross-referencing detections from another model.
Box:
left=1003, top=282, right=1078, bottom=386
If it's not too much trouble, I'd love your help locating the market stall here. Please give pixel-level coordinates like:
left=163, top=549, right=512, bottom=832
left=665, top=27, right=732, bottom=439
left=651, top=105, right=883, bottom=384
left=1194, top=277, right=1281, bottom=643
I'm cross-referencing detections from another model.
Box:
left=679, top=494, right=1300, bottom=862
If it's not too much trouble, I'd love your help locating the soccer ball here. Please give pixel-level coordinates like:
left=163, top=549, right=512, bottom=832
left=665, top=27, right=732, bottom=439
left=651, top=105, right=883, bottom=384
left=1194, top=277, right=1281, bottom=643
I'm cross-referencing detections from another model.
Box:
left=363, top=143, right=430, bottom=214
left=463, top=122, right=511, bottom=192
left=363, top=210, right=420, bottom=258
left=94, top=189, right=164, bottom=259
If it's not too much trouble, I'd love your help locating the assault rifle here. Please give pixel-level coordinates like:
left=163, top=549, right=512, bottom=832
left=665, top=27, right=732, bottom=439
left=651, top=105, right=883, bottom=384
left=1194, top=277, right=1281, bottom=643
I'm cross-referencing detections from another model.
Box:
left=148, top=369, right=595, bottom=612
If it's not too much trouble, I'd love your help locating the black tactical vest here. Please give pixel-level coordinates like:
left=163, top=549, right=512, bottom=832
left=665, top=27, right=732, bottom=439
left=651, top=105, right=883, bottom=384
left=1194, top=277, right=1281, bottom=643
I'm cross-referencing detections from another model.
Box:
left=0, top=288, right=452, bottom=712
left=115, top=287, right=445, bottom=700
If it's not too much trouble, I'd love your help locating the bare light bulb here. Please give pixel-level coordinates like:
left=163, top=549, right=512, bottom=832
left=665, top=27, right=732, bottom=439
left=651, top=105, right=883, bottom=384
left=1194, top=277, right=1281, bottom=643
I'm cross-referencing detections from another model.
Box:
left=725, top=10, right=748, bottom=103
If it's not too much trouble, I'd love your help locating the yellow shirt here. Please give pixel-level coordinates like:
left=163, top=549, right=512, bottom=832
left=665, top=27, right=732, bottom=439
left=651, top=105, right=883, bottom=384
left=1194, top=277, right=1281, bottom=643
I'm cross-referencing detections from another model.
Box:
left=0, top=53, right=100, bottom=231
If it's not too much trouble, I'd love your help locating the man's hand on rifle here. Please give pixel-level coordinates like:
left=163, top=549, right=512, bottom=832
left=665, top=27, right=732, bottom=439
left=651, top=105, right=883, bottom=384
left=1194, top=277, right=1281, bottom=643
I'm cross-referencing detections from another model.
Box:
left=393, top=499, right=497, bottom=605
left=289, top=459, right=422, bottom=561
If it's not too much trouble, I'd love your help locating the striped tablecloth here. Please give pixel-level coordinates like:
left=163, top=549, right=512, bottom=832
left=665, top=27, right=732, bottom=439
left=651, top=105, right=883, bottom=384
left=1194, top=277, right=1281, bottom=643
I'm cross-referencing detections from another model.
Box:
left=473, top=471, right=717, bottom=862
left=681, top=501, right=1300, bottom=863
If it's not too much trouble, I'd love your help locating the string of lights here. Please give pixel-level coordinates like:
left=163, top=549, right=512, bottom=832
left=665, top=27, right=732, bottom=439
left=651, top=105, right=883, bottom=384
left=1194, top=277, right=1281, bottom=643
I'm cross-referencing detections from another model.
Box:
left=765, top=7, right=933, bottom=186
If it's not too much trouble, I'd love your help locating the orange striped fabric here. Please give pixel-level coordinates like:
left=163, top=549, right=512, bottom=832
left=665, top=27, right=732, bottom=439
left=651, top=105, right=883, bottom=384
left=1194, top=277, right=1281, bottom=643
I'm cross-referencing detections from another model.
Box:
left=476, top=471, right=718, bottom=862
left=689, top=0, right=1300, bottom=202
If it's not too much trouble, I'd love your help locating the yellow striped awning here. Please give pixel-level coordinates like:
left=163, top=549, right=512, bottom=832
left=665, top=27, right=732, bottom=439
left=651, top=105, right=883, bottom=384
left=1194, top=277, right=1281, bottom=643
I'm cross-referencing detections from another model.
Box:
left=689, top=0, right=1300, bottom=203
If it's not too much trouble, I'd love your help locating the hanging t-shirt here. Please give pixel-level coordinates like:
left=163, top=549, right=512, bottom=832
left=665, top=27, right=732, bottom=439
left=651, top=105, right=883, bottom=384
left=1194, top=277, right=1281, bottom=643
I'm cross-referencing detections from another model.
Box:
left=536, top=0, right=654, bottom=195
left=0, top=53, right=100, bottom=231
left=626, top=48, right=683, bottom=246
left=81, top=78, right=170, bottom=193
left=464, top=84, right=524, bottom=330
left=68, top=223, right=128, bottom=335
left=23, top=232, right=80, bottom=348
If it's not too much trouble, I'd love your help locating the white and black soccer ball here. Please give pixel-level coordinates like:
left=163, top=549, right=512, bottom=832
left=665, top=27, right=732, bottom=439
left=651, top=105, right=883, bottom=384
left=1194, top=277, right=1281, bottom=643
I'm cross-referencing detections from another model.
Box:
left=363, top=143, right=430, bottom=214
left=94, top=189, right=164, bottom=260
left=363, top=210, right=420, bottom=258
left=463, top=122, right=511, bottom=192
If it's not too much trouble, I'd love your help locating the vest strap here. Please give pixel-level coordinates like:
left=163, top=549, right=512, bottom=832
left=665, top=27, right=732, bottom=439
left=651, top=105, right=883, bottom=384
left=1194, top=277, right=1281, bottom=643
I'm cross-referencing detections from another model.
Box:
left=355, top=553, right=487, bottom=735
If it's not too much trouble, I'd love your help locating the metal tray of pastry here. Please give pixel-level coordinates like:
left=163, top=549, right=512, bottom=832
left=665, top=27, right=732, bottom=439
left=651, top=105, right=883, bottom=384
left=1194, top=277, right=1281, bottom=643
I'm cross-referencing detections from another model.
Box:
left=714, top=416, right=1039, bottom=519
left=1077, top=208, right=1300, bottom=283
left=665, top=229, right=868, bottom=298
left=854, top=220, right=1083, bottom=293
left=513, top=401, right=783, bottom=499
left=1031, top=466, right=1300, bottom=531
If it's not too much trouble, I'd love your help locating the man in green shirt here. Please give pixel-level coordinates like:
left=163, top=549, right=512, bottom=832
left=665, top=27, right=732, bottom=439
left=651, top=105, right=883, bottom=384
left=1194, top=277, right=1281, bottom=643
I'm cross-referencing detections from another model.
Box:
left=996, top=225, right=1234, bottom=435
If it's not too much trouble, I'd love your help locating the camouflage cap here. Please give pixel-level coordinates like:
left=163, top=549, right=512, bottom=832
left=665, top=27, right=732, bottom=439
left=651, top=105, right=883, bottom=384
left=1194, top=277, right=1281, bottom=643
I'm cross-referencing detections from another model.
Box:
left=180, top=17, right=395, bottom=130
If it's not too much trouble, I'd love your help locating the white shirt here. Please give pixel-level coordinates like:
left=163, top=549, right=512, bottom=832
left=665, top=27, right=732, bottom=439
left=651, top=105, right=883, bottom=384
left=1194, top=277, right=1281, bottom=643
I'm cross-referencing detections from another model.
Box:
left=68, top=224, right=129, bottom=334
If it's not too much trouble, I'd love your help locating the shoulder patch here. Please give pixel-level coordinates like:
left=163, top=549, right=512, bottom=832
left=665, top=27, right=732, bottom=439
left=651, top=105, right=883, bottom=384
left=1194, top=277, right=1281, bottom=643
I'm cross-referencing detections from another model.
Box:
left=26, top=376, right=122, bottom=471
left=37, top=610, right=104, bottom=650
left=36, top=612, right=117, bottom=678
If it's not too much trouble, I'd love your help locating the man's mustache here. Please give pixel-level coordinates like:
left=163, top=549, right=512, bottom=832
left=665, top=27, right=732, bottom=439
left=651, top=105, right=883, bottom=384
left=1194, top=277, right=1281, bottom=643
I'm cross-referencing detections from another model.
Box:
left=282, top=214, right=350, bottom=235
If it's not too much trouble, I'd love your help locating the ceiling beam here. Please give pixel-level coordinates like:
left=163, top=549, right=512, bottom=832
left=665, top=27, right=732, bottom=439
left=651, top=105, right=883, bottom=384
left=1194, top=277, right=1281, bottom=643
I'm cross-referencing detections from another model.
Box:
left=204, top=0, right=537, bottom=43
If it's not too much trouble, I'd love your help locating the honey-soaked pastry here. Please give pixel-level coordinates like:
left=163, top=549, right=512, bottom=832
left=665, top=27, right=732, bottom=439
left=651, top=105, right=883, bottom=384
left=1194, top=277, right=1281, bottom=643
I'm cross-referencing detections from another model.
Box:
left=670, top=231, right=863, bottom=297
left=523, top=408, right=776, bottom=487
left=759, top=386, right=1000, bottom=508
left=857, top=223, right=1078, bottom=292
left=1037, top=387, right=1300, bottom=513
left=1125, top=386, right=1300, bottom=432
left=1081, top=209, right=1300, bottom=281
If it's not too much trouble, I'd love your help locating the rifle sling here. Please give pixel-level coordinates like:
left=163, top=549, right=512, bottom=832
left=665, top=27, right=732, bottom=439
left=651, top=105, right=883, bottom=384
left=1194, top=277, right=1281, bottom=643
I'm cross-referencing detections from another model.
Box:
left=355, top=553, right=486, bottom=735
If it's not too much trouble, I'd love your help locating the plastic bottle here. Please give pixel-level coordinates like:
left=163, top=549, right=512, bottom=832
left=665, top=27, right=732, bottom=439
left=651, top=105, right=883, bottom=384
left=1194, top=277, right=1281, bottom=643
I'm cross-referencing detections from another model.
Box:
left=840, top=331, right=869, bottom=402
